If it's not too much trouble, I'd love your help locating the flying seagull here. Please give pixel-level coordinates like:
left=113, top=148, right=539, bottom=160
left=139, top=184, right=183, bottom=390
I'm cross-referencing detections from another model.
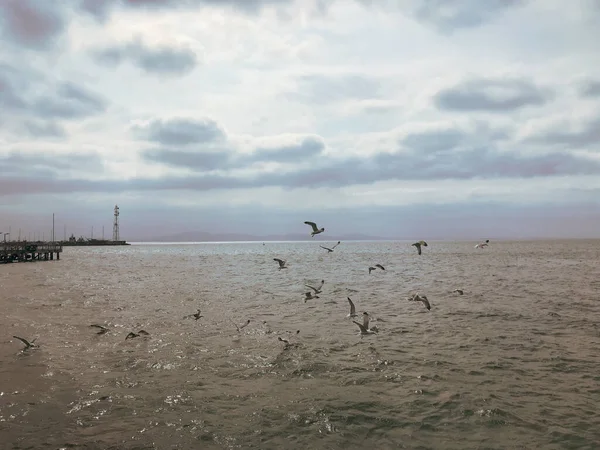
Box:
left=409, top=294, right=431, bottom=310
left=305, top=279, right=325, bottom=294
left=347, top=297, right=358, bottom=318
left=304, top=221, right=325, bottom=237
left=184, top=309, right=203, bottom=320
left=13, top=335, right=37, bottom=350
left=368, top=264, right=385, bottom=274
left=320, top=241, right=341, bottom=253
left=125, top=330, right=150, bottom=340
left=231, top=319, right=251, bottom=333
left=453, top=289, right=464, bottom=295
left=90, top=324, right=109, bottom=335
left=304, top=291, right=320, bottom=302
left=352, top=312, right=378, bottom=336
left=273, top=258, right=287, bottom=269
left=475, top=239, right=490, bottom=249
left=412, top=240, right=428, bottom=255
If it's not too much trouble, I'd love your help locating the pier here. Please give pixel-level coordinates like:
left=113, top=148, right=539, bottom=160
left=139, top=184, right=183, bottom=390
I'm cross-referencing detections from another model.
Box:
left=0, top=242, right=63, bottom=264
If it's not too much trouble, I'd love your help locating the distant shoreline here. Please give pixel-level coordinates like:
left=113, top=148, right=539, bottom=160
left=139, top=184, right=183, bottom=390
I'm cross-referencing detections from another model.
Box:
left=126, top=237, right=599, bottom=245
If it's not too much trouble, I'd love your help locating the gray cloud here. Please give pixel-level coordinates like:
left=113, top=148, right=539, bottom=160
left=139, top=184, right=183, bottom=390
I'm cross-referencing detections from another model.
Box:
left=140, top=134, right=325, bottom=169
left=401, top=128, right=469, bottom=153
left=4, top=124, right=600, bottom=197
left=434, top=78, right=552, bottom=112
left=0, top=152, right=105, bottom=182
left=0, top=0, right=65, bottom=49
left=135, top=118, right=226, bottom=145
left=286, top=73, right=383, bottom=104
left=142, top=148, right=232, bottom=171
left=120, top=0, right=294, bottom=13
left=1, top=65, right=107, bottom=122
left=580, top=79, right=600, bottom=98
left=33, top=82, right=107, bottom=119
left=92, top=38, right=198, bottom=76
left=408, top=0, right=526, bottom=32
left=0, top=73, right=27, bottom=110
left=19, top=120, right=67, bottom=138
left=525, top=117, right=600, bottom=149
left=249, top=136, right=325, bottom=162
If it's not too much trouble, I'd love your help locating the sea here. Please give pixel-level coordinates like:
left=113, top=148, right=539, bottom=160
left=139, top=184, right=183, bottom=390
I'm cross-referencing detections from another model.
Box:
left=1, top=240, right=599, bottom=449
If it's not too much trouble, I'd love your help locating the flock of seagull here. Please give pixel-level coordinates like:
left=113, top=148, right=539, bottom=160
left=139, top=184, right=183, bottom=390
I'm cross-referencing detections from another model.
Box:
left=10, top=221, right=490, bottom=350
left=268, top=221, right=489, bottom=338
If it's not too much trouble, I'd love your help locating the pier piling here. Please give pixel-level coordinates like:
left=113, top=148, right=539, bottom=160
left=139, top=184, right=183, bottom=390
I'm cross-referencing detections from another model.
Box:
left=0, top=242, right=63, bottom=264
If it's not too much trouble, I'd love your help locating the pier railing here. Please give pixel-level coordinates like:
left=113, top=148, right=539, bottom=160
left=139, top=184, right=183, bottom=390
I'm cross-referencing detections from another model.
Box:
left=0, top=241, right=63, bottom=263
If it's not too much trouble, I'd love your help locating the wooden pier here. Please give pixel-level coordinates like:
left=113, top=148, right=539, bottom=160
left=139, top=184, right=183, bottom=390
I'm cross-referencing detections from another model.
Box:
left=0, top=242, right=63, bottom=264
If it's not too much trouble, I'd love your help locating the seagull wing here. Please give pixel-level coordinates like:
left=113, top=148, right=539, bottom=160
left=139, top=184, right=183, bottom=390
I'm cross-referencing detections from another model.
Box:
left=316, top=280, right=325, bottom=291
left=319, top=246, right=332, bottom=252
left=362, top=313, right=370, bottom=329
left=239, top=319, right=250, bottom=330
left=13, top=336, right=32, bottom=347
left=331, top=241, right=341, bottom=249
left=305, top=284, right=317, bottom=293
left=347, top=297, right=356, bottom=315
left=413, top=243, right=422, bottom=255
left=375, top=264, right=385, bottom=270
left=304, top=221, right=319, bottom=233
left=228, top=318, right=241, bottom=332
left=90, top=324, right=108, bottom=331
left=421, top=297, right=431, bottom=310
left=273, top=258, right=286, bottom=267
left=368, top=266, right=375, bottom=273
left=352, top=321, right=368, bottom=333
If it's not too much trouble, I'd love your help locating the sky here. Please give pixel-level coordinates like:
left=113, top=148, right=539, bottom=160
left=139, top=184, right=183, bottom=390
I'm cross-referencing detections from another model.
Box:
left=1, top=0, right=599, bottom=240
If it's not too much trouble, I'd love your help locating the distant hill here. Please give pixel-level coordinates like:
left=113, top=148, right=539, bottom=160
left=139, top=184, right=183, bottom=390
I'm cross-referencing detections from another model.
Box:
left=136, top=230, right=391, bottom=242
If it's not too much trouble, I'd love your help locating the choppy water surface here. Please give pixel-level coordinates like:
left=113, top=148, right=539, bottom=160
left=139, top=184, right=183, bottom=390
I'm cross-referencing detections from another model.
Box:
left=1, top=240, right=599, bottom=449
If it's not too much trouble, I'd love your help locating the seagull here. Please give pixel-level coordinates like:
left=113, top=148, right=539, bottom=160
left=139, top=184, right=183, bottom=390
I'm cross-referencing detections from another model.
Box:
left=304, top=291, right=320, bottom=302
left=231, top=319, right=251, bottom=333
left=453, top=289, right=464, bottom=295
left=369, top=264, right=385, bottom=274
left=346, top=297, right=358, bottom=318
left=184, top=309, right=203, bottom=320
left=90, top=324, right=109, bottom=334
left=278, top=332, right=300, bottom=349
left=475, top=239, right=490, bottom=249
left=352, top=312, right=378, bottom=335
left=305, top=279, right=325, bottom=294
left=409, top=294, right=431, bottom=310
left=304, top=221, right=325, bottom=237
left=125, top=330, right=149, bottom=340
left=273, top=258, right=287, bottom=269
left=13, top=336, right=37, bottom=350
left=412, top=240, right=428, bottom=255
left=320, top=241, right=341, bottom=253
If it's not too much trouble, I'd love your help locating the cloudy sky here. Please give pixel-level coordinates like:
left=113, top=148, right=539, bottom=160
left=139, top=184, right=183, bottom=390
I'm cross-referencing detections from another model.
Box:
left=1, top=0, right=599, bottom=240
